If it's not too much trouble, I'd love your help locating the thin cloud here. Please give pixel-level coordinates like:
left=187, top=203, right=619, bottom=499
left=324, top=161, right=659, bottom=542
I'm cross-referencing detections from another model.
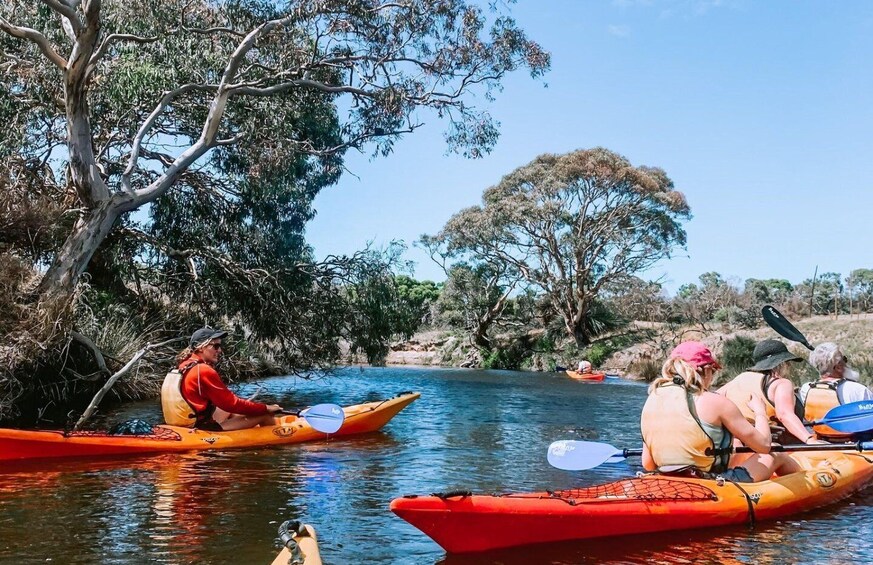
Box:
left=613, top=0, right=738, bottom=16
left=613, top=0, right=654, bottom=7
left=608, top=24, right=631, bottom=37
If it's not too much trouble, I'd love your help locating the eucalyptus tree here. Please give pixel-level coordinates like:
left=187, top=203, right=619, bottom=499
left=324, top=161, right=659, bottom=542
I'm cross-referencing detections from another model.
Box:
left=420, top=226, right=521, bottom=349
left=0, top=0, right=548, bottom=303
left=0, top=0, right=549, bottom=417
left=429, top=148, right=690, bottom=346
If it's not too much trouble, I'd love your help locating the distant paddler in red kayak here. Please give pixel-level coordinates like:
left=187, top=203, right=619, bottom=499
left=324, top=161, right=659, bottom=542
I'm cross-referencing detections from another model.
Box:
left=161, top=327, right=284, bottom=431
left=718, top=339, right=824, bottom=445
left=641, top=341, right=801, bottom=482
left=800, top=342, right=873, bottom=441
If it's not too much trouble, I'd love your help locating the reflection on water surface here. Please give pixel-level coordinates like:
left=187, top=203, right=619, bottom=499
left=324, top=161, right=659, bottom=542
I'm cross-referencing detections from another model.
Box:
left=0, top=367, right=870, bottom=563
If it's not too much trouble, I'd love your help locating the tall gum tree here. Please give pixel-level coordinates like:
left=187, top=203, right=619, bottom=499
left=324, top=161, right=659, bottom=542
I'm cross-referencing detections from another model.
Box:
left=429, top=147, right=691, bottom=346
left=0, top=0, right=549, bottom=306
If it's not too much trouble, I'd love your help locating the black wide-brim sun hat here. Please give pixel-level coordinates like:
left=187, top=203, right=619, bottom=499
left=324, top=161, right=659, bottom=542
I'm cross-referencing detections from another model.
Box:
left=747, top=339, right=802, bottom=372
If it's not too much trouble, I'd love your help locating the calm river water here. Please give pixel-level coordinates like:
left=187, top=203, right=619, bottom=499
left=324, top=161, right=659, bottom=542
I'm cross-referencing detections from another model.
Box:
left=1, top=367, right=873, bottom=564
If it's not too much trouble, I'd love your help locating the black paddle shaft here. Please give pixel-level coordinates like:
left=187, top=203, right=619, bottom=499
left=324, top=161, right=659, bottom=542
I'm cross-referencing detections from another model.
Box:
left=622, top=442, right=866, bottom=459
left=762, top=305, right=814, bottom=351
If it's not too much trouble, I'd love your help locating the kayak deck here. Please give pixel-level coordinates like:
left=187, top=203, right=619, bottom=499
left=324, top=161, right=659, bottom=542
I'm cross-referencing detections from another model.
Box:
left=271, top=522, right=322, bottom=565
left=0, top=392, right=419, bottom=462
left=391, top=450, right=873, bottom=553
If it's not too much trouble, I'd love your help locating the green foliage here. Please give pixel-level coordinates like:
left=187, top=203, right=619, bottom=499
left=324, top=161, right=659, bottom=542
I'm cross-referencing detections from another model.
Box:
left=629, top=358, right=662, bottom=382
left=0, top=0, right=549, bottom=413
left=585, top=343, right=613, bottom=368
left=720, top=335, right=756, bottom=380
left=744, top=278, right=793, bottom=305
left=394, top=275, right=441, bottom=330
left=796, top=272, right=843, bottom=315
left=424, top=147, right=690, bottom=347
left=481, top=343, right=527, bottom=370
left=431, top=262, right=513, bottom=348
left=581, top=331, right=644, bottom=368
left=344, top=245, right=423, bottom=366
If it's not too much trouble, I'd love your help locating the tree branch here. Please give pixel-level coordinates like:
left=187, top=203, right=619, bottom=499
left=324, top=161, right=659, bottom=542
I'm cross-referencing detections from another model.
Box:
left=73, top=336, right=185, bottom=430
left=88, top=33, right=160, bottom=71
left=0, top=17, right=68, bottom=69
left=121, top=83, right=218, bottom=192
left=40, top=0, right=83, bottom=36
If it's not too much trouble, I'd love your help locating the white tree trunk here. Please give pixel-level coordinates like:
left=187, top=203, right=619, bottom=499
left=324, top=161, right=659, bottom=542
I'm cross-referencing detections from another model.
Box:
left=38, top=201, right=120, bottom=299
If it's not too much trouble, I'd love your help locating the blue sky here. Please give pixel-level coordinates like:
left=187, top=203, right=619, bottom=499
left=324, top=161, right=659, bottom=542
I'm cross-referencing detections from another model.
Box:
left=305, top=0, right=873, bottom=294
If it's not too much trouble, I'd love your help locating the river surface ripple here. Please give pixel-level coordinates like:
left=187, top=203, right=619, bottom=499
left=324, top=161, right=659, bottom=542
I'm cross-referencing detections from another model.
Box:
left=1, top=367, right=872, bottom=564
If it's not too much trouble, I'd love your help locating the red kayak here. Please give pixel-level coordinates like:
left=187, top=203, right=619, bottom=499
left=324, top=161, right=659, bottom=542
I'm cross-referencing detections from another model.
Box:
left=391, top=450, right=873, bottom=553
left=566, top=370, right=605, bottom=382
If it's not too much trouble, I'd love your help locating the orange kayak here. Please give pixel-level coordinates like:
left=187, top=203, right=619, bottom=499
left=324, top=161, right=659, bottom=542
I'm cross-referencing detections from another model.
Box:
left=391, top=449, right=873, bottom=553
left=566, top=370, right=605, bottom=381
left=0, top=392, right=419, bottom=462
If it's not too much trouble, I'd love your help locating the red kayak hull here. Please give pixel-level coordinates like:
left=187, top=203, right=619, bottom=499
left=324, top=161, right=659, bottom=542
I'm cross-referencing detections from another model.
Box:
left=566, top=370, right=605, bottom=381
left=391, top=450, right=873, bottom=553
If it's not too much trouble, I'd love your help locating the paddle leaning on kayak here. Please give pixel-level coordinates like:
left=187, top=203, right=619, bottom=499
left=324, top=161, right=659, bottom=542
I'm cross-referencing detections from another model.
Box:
left=161, top=327, right=284, bottom=431
left=641, top=341, right=801, bottom=482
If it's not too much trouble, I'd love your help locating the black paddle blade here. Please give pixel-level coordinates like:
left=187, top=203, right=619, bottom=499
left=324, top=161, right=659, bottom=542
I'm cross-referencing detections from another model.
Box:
left=762, top=305, right=814, bottom=350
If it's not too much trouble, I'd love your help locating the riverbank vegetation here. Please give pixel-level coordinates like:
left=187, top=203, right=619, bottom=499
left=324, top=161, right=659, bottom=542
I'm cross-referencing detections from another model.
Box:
left=0, top=0, right=548, bottom=424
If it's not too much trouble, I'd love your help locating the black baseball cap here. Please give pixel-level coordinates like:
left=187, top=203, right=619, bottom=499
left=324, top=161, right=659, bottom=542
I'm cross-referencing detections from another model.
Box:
left=189, top=327, right=228, bottom=348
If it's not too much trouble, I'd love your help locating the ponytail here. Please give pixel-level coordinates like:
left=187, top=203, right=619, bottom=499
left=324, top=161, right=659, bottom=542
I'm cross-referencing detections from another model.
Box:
left=649, top=357, right=707, bottom=394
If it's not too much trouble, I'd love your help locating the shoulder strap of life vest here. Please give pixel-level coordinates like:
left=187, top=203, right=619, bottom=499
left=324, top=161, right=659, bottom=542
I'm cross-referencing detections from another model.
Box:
left=809, top=379, right=845, bottom=403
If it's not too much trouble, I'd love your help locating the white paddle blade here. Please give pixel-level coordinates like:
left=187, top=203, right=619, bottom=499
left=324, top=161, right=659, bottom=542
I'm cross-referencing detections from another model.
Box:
left=547, top=440, right=623, bottom=471
left=300, top=403, right=345, bottom=434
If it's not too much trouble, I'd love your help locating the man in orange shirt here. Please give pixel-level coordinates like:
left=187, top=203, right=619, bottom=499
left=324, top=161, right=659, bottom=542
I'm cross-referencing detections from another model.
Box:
left=162, top=327, right=283, bottom=430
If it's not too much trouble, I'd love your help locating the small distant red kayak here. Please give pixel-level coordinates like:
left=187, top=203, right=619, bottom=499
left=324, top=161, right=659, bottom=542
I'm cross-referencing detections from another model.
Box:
left=565, top=370, right=605, bottom=382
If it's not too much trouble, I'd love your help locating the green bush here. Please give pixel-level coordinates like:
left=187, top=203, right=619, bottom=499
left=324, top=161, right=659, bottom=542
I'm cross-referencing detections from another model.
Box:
left=718, top=335, right=756, bottom=383
left=586, top=343, right=612, bottom=367
left=629, top=358, right=661, bottom=382
left=482, top=343, right=528, bottom=370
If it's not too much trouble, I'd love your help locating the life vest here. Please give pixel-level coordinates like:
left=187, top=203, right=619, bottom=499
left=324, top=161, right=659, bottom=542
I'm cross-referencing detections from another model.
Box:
left=640, top=379, right=731, bottom=473
left=161, top=360, right=204, bottom=427
left=803, top=380, right=850, bottom=441
left=719, top=371, right=804, bottom=423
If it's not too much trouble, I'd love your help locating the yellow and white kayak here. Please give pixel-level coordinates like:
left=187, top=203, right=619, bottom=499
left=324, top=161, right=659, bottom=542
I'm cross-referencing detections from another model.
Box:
left=271, top=521, right=321, bottom=565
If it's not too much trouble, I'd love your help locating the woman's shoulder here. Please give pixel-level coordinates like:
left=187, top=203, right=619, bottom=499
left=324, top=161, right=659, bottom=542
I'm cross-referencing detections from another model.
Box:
left=697, top=390, right=732, bottom=410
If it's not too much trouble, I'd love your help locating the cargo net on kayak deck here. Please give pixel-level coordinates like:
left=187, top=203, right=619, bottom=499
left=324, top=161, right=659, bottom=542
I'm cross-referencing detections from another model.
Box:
left=548, top=478, right=717, bottom=504
left=63, top=426, right=182, bottom=441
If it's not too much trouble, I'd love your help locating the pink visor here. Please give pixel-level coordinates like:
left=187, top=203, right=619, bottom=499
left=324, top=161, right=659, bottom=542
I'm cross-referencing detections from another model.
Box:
left=670, top=341, right=721, bottom=369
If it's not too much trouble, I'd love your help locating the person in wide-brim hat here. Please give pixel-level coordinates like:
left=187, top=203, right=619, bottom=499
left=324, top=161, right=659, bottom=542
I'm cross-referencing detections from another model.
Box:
left=718, top=339, right=824, bottom=446
left=747, top=339, right=803, bottom=372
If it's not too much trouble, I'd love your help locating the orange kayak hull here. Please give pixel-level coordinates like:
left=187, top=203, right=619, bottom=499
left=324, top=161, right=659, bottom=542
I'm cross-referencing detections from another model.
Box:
left=566, top=370, right=605, bottom=381
left=391, top=450, right=873, bottom=553
left=0, top=392, right=419, bottom=462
